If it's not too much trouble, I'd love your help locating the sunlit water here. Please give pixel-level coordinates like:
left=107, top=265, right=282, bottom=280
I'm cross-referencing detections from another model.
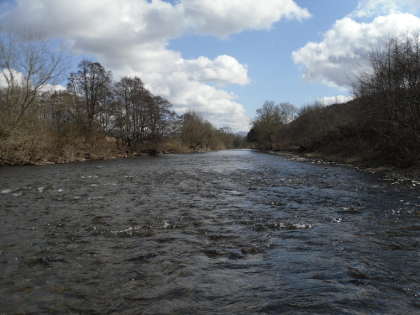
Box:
left=1, top=150, right=419, bottom=314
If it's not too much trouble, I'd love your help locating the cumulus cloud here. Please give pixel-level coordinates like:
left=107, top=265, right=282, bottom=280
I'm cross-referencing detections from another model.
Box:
left=182, top=55, right=249, bottom=86
left=293, top=13, right=420, bottom=88
left=0, top=0, right=310, bottom=130
left=352, top=0, right=420, bottom=18
left=319, top=95, right=353, bottom=106
left=182, top=0, right=310, bottom=37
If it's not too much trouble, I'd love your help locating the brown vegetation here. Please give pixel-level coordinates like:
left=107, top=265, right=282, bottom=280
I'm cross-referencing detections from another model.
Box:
left=248, top=36, right=420, bottom=168
left=0, top=33, right=244, bottom=166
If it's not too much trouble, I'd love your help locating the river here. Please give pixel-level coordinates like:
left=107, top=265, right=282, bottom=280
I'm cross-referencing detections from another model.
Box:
left=0, top=150, right=419, bottom=314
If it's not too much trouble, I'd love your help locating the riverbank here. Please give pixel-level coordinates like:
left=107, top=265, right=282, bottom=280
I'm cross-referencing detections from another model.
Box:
left=0, top=133, right=133, bottom=166
left=0, top=134, right=232, bottom=166
left=266, top=149, right=420, bottom=188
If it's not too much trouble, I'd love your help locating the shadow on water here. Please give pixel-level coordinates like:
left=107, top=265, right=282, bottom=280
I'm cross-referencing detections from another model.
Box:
left=0, top=150, right=419, bottom=314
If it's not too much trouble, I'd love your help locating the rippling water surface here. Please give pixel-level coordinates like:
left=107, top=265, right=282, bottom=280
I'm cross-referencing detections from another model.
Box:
left=1, top=150, right=419, bottom=314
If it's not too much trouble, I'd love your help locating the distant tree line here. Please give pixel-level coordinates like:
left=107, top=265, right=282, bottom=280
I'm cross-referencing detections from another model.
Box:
left=247, top=101, right=298, bottom=150
left=248, top=36, right=420, bottom=167
left=0, top=33, right=244, bottom=165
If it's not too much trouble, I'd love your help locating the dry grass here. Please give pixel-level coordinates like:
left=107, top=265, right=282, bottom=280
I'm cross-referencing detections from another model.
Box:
left=0, top=127, right=122, bottom=166
left=160, top=139, right=192, bottom=154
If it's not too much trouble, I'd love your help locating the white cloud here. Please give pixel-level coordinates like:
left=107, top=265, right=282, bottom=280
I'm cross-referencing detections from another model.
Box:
left=0, top=68, right=66, bottom=93
left=40, top=84, right=66, bottom=93
left=319, top=95, right=353, bottom=106
left=182, top=55, right=249, bottom=86
left=293, top=13, right=420, bottom=89
left=182, top=0, right=310, bottom=37
left=0, top=67, right=66, bottom=95
left=352, top=0, right=420, bottom=18
left=0, top=0, right=310, bottom=131
left=0, top=69, right=24, bottom=88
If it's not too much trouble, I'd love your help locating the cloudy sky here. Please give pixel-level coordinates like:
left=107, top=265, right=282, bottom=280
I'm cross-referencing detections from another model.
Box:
left=1, top=0, right=420, bottom=131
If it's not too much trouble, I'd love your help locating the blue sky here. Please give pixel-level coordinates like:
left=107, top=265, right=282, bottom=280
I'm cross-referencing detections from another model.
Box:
left=1, top=0, right=420, bottom=130
left=170, top=0, right=359, bottom=118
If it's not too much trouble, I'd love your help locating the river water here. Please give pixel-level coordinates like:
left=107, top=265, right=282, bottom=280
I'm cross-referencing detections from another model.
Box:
left=0, top=150, right=419, bottom=314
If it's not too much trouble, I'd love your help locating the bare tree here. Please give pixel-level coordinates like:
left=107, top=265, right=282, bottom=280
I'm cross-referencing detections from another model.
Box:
left=113, top=76, right=176, bottom=148
left=0, top=32, right=65, bottom=129
left=278, top=102, right=298, bottom=123
left=67, top=60, right=112, bottom=131
left=181, top=111, right=215, bottom=150
left=114, top=76, right=150, bottom=145
left=251, top=101, right=290, bottom=149
left=353, top=35, right=420, bottom=163
left=148, top=95, right=175, bottom=141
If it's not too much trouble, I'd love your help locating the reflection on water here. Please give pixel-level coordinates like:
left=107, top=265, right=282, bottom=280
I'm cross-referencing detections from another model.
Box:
left=0, top=150, right=419, bottom=314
